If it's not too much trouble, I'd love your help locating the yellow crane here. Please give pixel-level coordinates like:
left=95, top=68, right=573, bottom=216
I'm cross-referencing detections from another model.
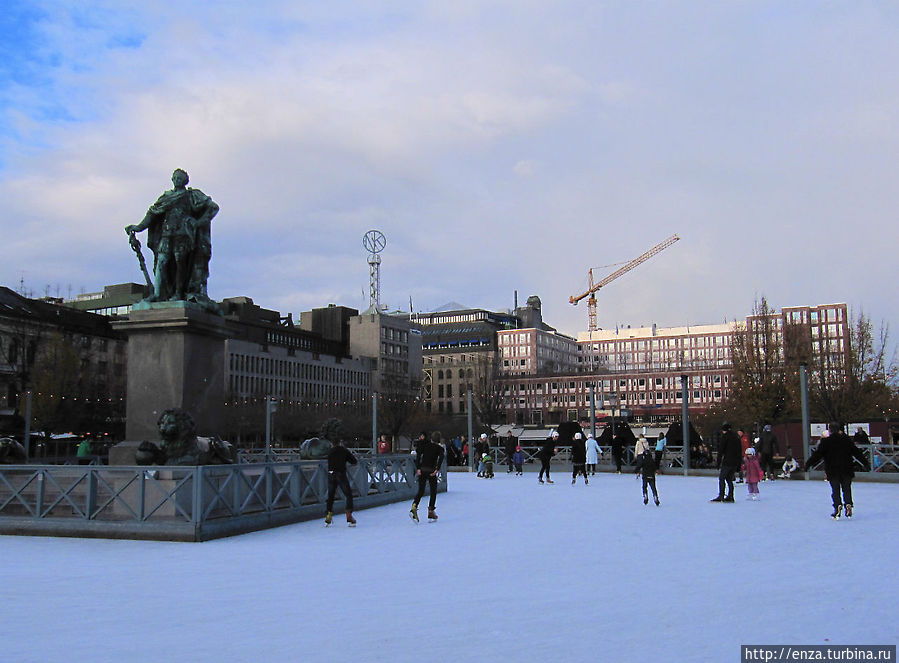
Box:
left=570, top=234, right=680, bottom=331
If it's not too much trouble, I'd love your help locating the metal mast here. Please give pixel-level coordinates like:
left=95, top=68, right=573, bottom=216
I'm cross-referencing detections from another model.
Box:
left=363, top=230, right=386, bottom=312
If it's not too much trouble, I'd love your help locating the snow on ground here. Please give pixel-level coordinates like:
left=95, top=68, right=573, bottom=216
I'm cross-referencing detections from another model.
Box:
left=1, top=470, right=897, bottom=663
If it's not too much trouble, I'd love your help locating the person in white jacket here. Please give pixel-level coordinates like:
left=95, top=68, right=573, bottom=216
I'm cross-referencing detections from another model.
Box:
left=634, top=434, right=651, bottom=459
left=585, top=433, right=601, bottom=476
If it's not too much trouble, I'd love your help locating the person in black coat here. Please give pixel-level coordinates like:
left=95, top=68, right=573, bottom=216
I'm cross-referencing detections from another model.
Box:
left=805, top=422, right=869, bottom=519
left=758, top=424, right=779, bottom=480
left=504, top=431, right=517, bottom=474
left=325, top=439, right=358, bottom=526
left=611, top=432, right=624, bottom=473
left=711, top=423, right=742, bottom=502
left=537, top=432, right=558, bottom=484
left=570, top=432, right=588, bottom=485
left=634, top=451, right=660, bottom=505
left=410, top=431, right=446, bottom=521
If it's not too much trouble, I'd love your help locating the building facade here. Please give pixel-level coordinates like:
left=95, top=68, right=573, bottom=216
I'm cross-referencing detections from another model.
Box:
left=0, top=286, right=127, bottom=437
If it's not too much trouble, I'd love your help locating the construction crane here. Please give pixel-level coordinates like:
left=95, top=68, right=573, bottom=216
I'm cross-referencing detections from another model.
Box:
left=570, top=234, right=680, bottom=332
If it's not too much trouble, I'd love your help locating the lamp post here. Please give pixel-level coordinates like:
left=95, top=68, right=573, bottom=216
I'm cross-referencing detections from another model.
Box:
left=587, top=382, right=596, bottom=439
left=371, top=392, right=378, bottom=456
left=265, top=395, right=277, bottom=460
left=609, top=392, right=618, bottom=439
left=680, top=375, right=689, bottom=476
left=467, top=387, right=474, bottom=471
left=799, top=364, right=810, bottom=480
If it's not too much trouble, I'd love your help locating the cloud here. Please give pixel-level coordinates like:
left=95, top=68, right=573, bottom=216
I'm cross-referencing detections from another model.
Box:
left=0, top=1, right=897, bottom=350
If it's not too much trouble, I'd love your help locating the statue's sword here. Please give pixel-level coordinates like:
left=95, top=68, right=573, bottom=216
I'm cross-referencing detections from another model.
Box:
left=128, top=230, right=153, bottom=289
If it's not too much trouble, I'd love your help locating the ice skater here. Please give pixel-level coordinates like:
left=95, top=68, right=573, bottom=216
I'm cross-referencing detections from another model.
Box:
left=512, top=445, right=525, bottom=476
left=633, top=449, right=660, bottom=506
left=482, top=452, right=495, bottom=478
left=325, top=439, right=358, bottom=526
left=805, top=422, right=869, bottom=519
left=711, top=422, right=741, bottom=503
left=571, top=432, right=588, bottom=485
left=410, top=431, right=446, bottom=522
left=741, top=447, right=763, bottom=500
left=585, top=433, right=600, bottom=476
left=537, top=432, right=558, bottom=484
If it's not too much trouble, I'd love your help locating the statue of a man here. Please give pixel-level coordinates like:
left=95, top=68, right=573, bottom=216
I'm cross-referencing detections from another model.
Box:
left=126, top=169, right=218, bottom=303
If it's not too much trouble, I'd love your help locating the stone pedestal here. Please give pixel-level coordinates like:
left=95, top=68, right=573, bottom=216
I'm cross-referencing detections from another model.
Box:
left=112, top=303, right=227, bottom=444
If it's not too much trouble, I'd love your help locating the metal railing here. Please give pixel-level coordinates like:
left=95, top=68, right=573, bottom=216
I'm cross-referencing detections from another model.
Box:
left=0, top=454, right=445, bottom=541
left=460, top=445, right=686, bottom=470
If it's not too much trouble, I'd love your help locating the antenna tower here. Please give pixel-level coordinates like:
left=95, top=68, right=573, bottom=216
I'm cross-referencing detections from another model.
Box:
left=362, top=230, right=386, bottom=311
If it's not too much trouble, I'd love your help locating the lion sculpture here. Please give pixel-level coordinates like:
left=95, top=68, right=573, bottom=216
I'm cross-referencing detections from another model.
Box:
left=134, top=408, right=233, bottom=466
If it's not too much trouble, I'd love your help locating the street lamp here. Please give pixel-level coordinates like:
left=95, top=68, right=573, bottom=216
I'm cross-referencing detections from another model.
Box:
left=265, top=395, right=277, bottom=460
left=586, top=382, right=596, bottom=439
left=608, top=392, right=619, bottom=438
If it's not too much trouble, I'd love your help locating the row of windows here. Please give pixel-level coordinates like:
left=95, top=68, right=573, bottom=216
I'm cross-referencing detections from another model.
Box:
left=229, top=375, right=368, bottom=402
left=510, top=389, right=727, bottom=408
left=381, top=327, right=410, bottom=343
left=229, top=354, right=368, bottom=386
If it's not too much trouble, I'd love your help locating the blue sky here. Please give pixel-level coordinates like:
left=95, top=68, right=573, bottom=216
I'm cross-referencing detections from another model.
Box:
left=1, top=1, right=898, bottom=352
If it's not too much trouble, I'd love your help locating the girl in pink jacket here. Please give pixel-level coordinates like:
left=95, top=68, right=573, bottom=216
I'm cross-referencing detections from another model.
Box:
left=742, top=447, right=764, bottom=500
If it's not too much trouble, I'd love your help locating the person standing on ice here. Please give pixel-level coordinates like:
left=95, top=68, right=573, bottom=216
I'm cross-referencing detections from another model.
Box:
left=633, top=449, right=660, bottom=506
left=537, top=432, right=558, bottom=484
left=504, top=431, right=517, bottom=473
left=512, top=445, right=525, bottom=475
left=571, top=432, right=588, bottom=485
left=325, top=439, right=358, bottom=526
left=741, top=447, right=763, bottom=500
left=585, top=433, right=600, bottom=476
left=758, top=424, right=779, bottom=481
left=711, top=422, right=741, bottom=503
left=611, top=430, right=624, bottom=473
left=804, top=422, right=869, bottom=519
left=475, top=433, right=489, bottom=477
left=410, top=431, right=446, bottom=522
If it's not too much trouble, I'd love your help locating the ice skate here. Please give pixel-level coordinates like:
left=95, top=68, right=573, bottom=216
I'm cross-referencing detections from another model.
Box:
left=546, top=479, right=554, bottom=484
left=654, top=497, right=660, bottom=506
left=831, top=505, right=842, bottom=520
left=324, top=511, right=332, bottom=526
left=572, top=478, right=576, bottom=485
left=427, top=508, right=438, bottom=522
left=643, top=495, right=649, bottom=505
left=585, top=478, right=589, bottom=485
left=723, top=495, right=735, bottom=503
left=538, top=478, right=544, bottom=484
left=710, top=496, right=724, bottom=502
left=845, top=503, right=853, bottom=519
left=410, top=503, right=419, bottom=523
left=346, top=511, right=356, bottom=527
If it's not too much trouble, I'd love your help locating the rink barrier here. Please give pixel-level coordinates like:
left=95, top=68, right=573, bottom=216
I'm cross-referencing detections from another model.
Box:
left=457, top=444, right=899, bottom=482
left=0, top=455, right=446, bottom=542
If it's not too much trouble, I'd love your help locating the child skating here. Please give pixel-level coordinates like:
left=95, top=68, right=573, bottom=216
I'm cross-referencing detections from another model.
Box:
left=741, top=447, right=763, bottom=500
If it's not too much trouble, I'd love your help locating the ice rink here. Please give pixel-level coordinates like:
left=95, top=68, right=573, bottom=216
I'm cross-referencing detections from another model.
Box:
left=2, top=470, right=896, bottom=662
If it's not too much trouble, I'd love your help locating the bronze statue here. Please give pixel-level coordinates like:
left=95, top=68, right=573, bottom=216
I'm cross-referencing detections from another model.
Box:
left=126, top=169, right=219, bottom=309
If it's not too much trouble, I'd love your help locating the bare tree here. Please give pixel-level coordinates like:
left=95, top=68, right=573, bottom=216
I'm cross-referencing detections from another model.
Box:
left=728, top=297, right=795, bottom=426
left=470, top=351, right=508, bottom=431
left=807, top=311, right=897, bottom=422
left=378, top=375, right=423, bottom=441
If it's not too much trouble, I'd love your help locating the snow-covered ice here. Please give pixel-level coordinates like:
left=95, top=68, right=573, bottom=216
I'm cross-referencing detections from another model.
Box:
left=1, top=470, right=896, bottom=662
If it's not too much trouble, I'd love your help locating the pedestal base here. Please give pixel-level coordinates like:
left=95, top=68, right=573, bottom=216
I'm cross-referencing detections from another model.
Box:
left=113, top=304, right=227, bottom=449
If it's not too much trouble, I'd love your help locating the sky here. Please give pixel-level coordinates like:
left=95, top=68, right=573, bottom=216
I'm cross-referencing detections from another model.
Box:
left=1, top=471, right=897, bottom=662
left=1, top=1, right=898, bottom=343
